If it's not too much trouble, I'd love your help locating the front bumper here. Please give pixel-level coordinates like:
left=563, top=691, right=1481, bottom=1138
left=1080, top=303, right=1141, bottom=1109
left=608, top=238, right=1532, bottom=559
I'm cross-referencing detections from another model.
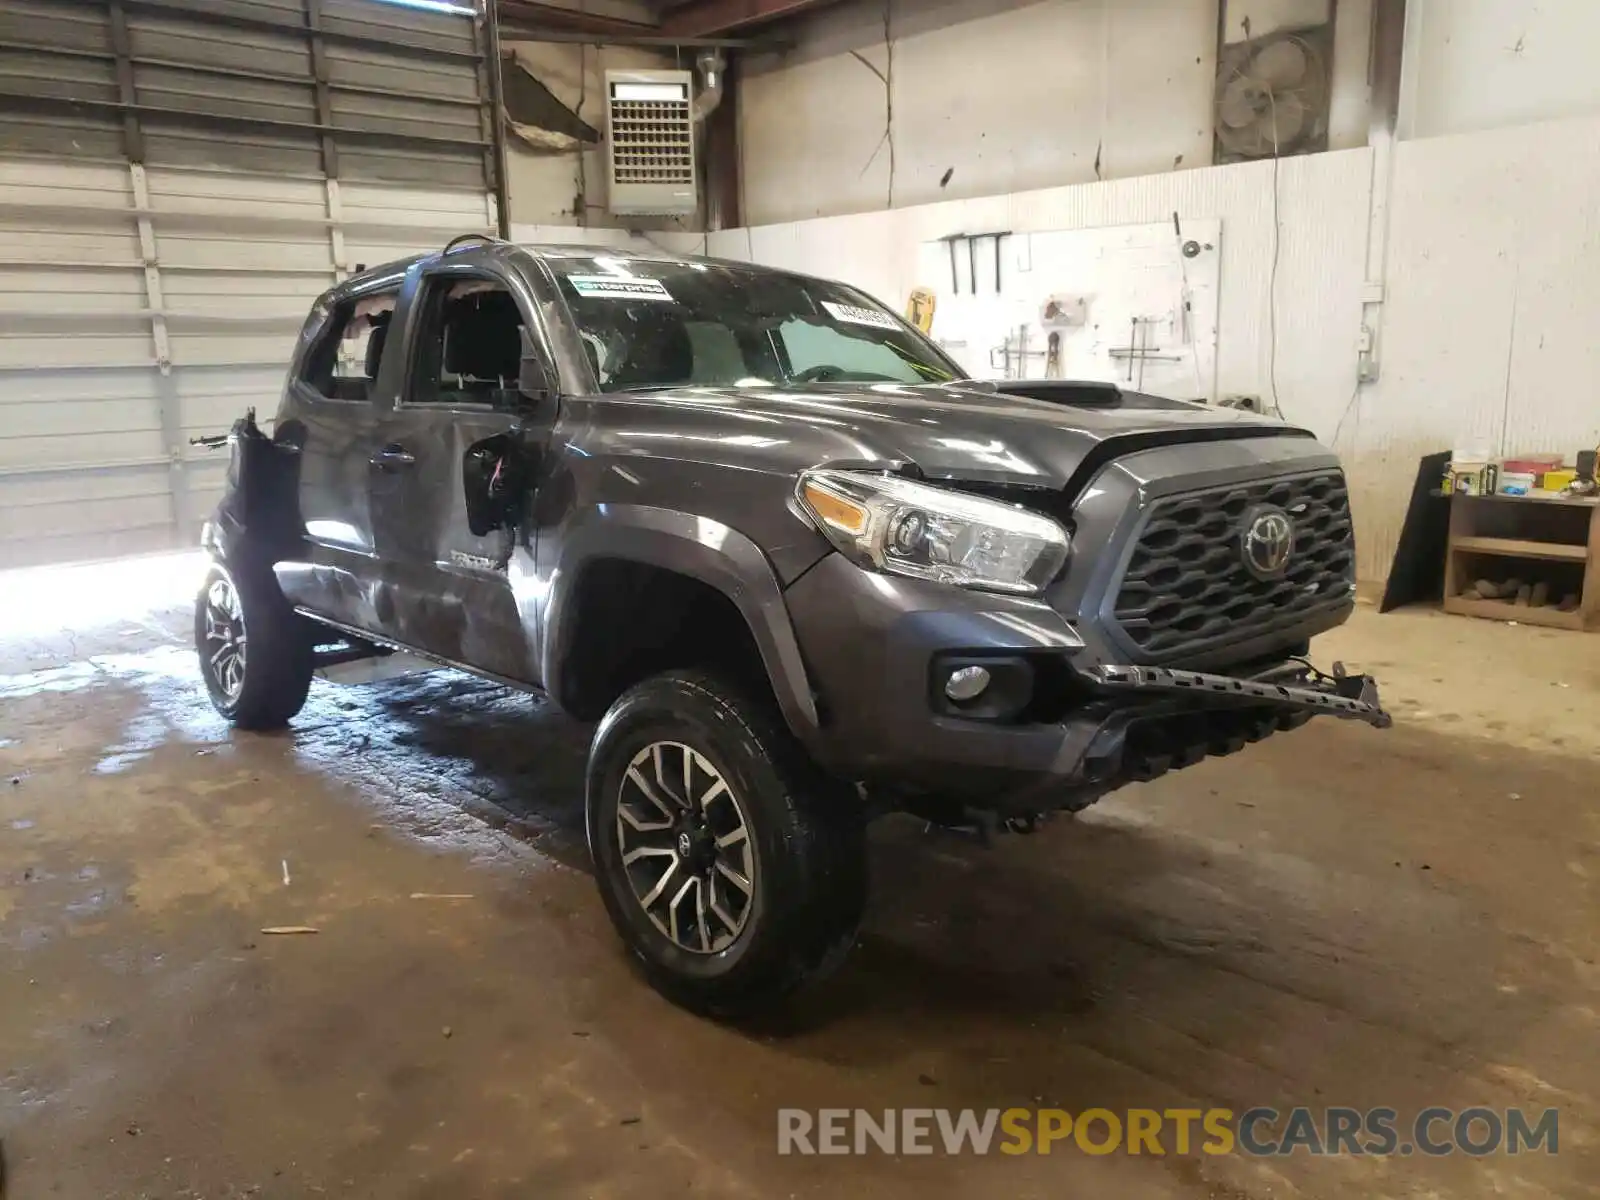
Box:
left=784, top=554, right=1387, bottom=813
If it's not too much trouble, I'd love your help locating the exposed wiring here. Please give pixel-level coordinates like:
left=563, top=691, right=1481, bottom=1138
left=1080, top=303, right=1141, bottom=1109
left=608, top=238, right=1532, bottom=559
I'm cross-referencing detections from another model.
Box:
left=1329, top=378, right=1362, bottom=448
left=736, top=69, right=751, bottom=236
left=848, top=49, right=885, bottom=83
left=849, top=2, right=897, bottom=209
left=574, top=42, right=589, bottom=226
left=1266, top=87, right=1283, bottom=420
left=885, top=0, right=896, bottom=209
left=1497, top=261, right=1523, bottom=455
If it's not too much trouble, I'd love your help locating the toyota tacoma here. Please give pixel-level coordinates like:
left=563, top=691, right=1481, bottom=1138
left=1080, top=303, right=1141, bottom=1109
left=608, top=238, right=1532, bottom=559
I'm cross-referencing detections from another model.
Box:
left=194, top=237, right=1389, bottom=1015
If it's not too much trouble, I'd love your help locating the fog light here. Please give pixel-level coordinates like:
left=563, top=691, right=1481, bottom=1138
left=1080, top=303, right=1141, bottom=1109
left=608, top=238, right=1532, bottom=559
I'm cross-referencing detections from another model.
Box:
left=944, top=665, right=992, bottom=702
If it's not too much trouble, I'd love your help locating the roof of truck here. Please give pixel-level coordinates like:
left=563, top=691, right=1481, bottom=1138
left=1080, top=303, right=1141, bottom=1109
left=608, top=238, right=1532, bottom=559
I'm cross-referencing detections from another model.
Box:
left=329, top=238, right=826, bottom=301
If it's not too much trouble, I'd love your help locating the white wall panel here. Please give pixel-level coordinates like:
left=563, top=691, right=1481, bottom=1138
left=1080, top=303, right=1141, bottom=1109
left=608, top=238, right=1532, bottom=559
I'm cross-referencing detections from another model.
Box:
left=736, top=0, right=1372, bottom=228
left=1400, top=0, right=1600, bottom=139
left=1351, top=114, right=1600, bottom=578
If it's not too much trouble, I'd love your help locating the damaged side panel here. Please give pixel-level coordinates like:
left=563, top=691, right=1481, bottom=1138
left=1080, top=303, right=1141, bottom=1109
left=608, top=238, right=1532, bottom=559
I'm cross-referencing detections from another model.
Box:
left=202, top=410, right=306, bottom=568
left=361, top=403, right=544, bottom=685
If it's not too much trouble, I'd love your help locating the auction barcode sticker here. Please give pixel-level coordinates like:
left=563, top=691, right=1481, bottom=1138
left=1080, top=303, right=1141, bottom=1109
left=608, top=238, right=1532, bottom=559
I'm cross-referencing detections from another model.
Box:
left=822, top=301, right=901, bottom=331
left=568, top=276, right=676, bottom=302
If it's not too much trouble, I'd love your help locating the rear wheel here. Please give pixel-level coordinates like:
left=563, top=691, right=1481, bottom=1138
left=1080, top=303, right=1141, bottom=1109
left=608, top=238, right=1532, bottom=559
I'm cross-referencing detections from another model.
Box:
left=587, top=670, right=866, bottom=1017
left=195, top=562, right=313, bottom=729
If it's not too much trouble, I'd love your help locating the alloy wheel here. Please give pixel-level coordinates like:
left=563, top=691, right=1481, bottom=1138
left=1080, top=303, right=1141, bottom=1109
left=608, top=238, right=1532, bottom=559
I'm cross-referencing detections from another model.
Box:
left=201, top=575, right=247, bottom=703
left=615, top=741, right=755, bottom=954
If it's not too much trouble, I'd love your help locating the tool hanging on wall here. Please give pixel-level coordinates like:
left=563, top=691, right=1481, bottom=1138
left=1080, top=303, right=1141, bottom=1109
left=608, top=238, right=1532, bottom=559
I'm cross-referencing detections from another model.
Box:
left=937, top=234, right=963, bottom=293
left=1107, top=317, right=1181, bottom=391
left=905, top=287, right=937, bottom=334
left=1045, top=331, right=1062, bottom=378
left=989, top=324, right=1050, bottom=380
left=1170, top=210, right=1211, bottom=353
left=939, top=230, right=1013, bottom=294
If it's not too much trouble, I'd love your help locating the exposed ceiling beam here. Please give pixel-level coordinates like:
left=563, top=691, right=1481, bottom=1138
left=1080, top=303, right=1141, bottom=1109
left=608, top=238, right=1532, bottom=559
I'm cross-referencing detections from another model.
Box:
left=495, top=1, right=659, bottom=38
left=498, top=27, right=780, bottom=47
left=659, top=0, right=840, bottom=37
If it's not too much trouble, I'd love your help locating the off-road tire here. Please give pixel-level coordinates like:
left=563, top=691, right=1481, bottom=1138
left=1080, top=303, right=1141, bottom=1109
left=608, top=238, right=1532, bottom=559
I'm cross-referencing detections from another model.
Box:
left=587, top=670, right=867, bottom=1017
left=195, top=561, right=314, bottom=730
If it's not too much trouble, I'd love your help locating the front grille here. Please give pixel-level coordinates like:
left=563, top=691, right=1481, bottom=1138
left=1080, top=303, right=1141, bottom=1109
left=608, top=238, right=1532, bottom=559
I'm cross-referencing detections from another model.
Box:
left=1111, top=472, right=1354, bottom=658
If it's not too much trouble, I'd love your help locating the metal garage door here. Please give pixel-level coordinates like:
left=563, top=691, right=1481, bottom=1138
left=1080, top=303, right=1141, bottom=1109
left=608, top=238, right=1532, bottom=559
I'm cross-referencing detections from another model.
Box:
left=0, top=0, right=506, bottom=568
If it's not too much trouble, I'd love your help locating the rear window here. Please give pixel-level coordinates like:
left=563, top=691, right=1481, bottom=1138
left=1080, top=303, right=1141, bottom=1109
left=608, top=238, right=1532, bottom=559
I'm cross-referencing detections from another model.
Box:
left=299, top=289, right=400, bottom=401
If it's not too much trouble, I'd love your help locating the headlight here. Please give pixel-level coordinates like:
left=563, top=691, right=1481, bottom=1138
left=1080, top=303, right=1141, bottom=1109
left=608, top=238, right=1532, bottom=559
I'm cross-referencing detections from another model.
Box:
left=797, top=469, right=1070, bottom=595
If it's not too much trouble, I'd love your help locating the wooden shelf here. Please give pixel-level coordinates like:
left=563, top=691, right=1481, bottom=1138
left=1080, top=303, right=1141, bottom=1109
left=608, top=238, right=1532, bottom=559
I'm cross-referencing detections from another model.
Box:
left=1442, top=595, right=1587, bottom=630
left=1454, top=490, right=1598, bottom=508
left=1451, top=535, right=1589, bottom=562
left=1444, top=489, right=1599, bottom=632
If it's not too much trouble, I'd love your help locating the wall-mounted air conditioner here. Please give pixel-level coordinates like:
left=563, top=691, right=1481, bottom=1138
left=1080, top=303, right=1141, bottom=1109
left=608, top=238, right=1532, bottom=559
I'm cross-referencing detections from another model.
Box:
left=605, top=69, right=698, bottom=217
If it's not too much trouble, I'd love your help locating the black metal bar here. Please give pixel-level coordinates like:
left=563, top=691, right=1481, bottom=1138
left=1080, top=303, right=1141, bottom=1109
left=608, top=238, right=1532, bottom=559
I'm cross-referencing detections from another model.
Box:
left=660, top=0, right=839, bottom=37
left=497, top=23, right=782, bottom=49
left=483, top=1, right=512, bottom=238
left=106, top=0, right=145, bottom=163
left=498, top=0, right=658, bottom=37
left=1093, top=662, right=1392, bottom=727
left=937, top=234, right=960, bottom=293
left=304, top=0, right=339, bottom=180
left=703, top=53, right=742, bottom=231
left=1368, top=0, right=1406, bottom=138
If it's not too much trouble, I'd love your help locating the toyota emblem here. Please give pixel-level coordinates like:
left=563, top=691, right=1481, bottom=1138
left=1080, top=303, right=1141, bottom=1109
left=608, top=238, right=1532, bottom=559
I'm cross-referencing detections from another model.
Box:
left=1241, top=505, right=1294, bottom=579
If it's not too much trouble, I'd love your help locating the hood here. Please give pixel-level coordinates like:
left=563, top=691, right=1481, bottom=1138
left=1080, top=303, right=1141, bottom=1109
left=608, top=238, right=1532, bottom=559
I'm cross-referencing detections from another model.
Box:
left=619, top=381, right=1312, bottom=491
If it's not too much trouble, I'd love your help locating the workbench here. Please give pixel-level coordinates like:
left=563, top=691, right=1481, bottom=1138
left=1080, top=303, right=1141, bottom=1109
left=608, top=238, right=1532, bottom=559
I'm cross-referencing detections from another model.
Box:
left=1443, top=491, right=1600, bottom=630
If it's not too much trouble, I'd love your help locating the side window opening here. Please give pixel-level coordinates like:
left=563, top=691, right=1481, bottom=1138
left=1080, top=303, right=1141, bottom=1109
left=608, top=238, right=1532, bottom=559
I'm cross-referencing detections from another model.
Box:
left=409, top=277, right=527, bottom=409
left=300, top=288, right=400, bottom=401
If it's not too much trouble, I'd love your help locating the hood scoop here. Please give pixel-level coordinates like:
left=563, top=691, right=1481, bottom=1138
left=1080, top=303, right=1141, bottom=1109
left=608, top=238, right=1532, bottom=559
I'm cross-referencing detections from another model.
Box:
left=993, top=380, right=1200, bottom=411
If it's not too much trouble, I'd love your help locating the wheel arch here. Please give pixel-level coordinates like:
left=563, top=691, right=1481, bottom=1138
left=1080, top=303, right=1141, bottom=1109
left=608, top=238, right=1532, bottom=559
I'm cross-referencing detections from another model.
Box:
left=542, top=506, right=820, bottom=742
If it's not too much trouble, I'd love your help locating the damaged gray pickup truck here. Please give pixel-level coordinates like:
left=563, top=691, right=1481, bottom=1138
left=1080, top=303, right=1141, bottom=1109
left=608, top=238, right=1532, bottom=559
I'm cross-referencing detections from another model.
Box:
left=195, top=237, right=1389, bottom=1015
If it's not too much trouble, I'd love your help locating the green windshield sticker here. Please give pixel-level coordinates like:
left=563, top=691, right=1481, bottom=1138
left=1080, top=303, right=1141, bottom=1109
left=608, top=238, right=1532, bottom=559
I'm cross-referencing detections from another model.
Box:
left=568, top=275, right=675, bottom=302
left=821, top=300, right=900, bottom=331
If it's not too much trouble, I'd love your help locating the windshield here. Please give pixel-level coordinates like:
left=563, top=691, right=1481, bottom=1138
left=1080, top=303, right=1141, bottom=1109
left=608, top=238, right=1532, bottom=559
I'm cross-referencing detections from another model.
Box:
left=545, top=253, right=963, bottom=393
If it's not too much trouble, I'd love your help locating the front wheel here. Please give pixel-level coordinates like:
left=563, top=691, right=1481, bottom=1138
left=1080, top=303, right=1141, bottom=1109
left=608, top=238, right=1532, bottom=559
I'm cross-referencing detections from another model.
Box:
left=586, top=670, right=867, bottom=1017
left=195, top=562, right=313, bottom=729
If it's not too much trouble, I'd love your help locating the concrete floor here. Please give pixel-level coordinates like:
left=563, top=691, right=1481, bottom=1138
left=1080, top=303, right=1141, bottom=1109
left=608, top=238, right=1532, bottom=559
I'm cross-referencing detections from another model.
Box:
left=2, top=584, right=1597, bottom=1199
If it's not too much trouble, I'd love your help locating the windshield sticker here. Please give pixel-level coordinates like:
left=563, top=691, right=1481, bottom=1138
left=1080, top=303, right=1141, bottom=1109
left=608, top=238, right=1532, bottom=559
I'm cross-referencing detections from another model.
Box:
left=567, top=275, right=676, bottom=302
left=822, top=301, right=901, bottom=331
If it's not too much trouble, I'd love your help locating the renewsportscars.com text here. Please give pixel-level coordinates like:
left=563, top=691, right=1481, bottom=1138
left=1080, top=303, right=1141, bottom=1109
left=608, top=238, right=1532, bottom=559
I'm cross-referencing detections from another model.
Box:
left=777, top=1107, right=1559, bottom=1158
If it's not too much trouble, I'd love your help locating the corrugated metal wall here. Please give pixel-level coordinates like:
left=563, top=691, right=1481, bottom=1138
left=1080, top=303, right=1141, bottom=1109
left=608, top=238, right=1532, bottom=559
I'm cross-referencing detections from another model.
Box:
left=0, top=0, right=502, bottom=567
